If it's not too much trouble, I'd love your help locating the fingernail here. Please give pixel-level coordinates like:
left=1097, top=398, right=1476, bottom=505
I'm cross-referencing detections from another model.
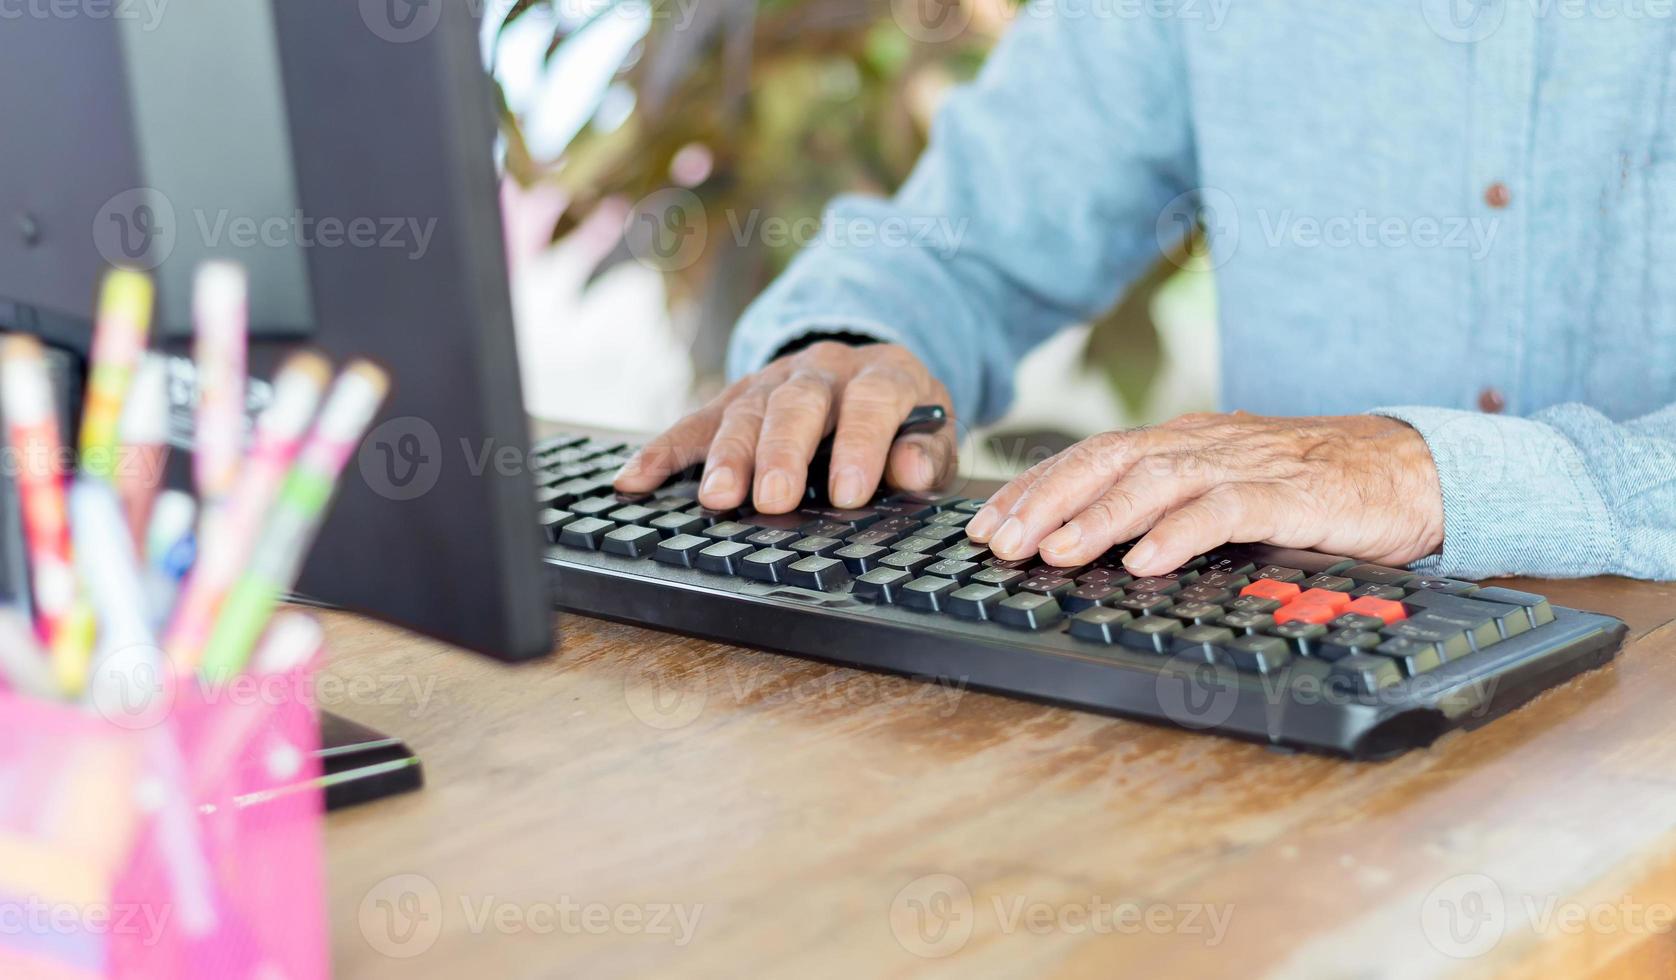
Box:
left=832, top=466, right=867, bottom=507
left=1125, top=539, right=1157, bottom=572
left=1041, top=523, right=1082, bottom=555
left=992, top=517, right=1025, bottom=557
left=700, top=465, right=735, bottom=499
left=758, top=470, right=793, bottom=508
left=967, top=507, right=999, bottom=540
left=913, top=449, right=937, bottom=488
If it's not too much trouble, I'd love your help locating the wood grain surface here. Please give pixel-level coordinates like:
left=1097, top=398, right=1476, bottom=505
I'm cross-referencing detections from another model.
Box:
left=316, top=567, right=1676, bottom=979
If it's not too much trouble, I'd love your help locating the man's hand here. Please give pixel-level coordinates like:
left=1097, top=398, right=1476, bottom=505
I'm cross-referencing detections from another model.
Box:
left=614, top=341, right=956, bottom=513
left=966, top=413, right=1444, bottom=576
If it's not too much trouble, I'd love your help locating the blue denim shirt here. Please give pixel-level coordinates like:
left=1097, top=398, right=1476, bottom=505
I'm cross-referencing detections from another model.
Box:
left=728, top=0, right=1676, bottom=580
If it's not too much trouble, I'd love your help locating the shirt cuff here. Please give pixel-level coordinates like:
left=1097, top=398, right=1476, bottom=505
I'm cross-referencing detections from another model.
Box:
left=1367, top=406, right=1619, bottom=579
left=726, top=315, right=904, bottom=382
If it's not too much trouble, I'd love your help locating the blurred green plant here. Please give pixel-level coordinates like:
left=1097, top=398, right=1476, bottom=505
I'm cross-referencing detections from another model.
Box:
left=497, top=0, right=1180, bottom=416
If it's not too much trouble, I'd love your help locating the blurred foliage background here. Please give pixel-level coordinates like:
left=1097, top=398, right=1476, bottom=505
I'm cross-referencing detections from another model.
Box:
left=493, top=0, right=1209, bottom=454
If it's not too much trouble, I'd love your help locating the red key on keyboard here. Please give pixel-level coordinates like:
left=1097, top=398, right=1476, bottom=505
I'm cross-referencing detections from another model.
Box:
left=1295, top=588, right=1352, bottom=612
left=1241, top=579, right=1300, bottom=603
left=1275, top=602, right=1340, bottom=625
left=1344, top=596, right=1407, bottom=625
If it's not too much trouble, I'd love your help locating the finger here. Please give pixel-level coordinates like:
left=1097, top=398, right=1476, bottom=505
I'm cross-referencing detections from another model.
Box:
left=987, top=432, right=1151, bottom=561
left=1126, top=485, right=1273, bottom=576
left=966, top=448, right=1070, bottom=542
left=827, top=367, right=915, bottom=508
left=700, top=387, right=770, bottom=510
left=752, top=371, right=836, bottom=513
left=614, top=406, right=721, bottom=492
left=884, top=380, right=958, bottom=494
left=1037, top=455, right=1213, bottom=567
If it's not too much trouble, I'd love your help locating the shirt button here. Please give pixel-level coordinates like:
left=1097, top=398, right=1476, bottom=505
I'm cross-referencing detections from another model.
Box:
left=1477, top=388, right=1506, bottom=414
left=1484, top=182, right=1512, bottom=209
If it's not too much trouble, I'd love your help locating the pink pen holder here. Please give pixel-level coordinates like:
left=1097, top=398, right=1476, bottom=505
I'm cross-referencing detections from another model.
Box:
left=0, top=661, right=326, bottom=980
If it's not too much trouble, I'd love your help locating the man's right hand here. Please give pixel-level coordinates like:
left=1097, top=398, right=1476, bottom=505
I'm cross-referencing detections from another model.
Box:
left=613, top=341, right=957, bottom=514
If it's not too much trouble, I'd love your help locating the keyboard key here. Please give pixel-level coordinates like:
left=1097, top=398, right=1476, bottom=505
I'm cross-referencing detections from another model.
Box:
left=984, top=557, right=1035, bottom=571
left=1031, top=561, right=1088, bottom=579
left=747, top=528, right=800, bottom=548
left=1174, top=624, right=1235, bottom=661
left=1069, top=607, right=1134, bottom=644
left=953, top=498, right=988, bottom=513
left=937, top=542, right=990, bottom=563
left=608, top=504, right=659, bottom=525
left=1329, top=654, right=1403, bottom=695
left=1177, top=583, right=1234, bottom=605
left=833, top=543, right=888, bottom=573
left=972, top=567, right=1027, bottom=591
left=1229, top=594, right=1283, bottom=615
left=1076, top=567, right=1133, bottom=588
left=1472, top=586, right=1556, bottom=629
left=650, top=511, right=705, bottom=538
left=948, top=583, right=1009, bottom=620
left=1196, top=570, right=1250, bottom=591
left=1241, top=579, right=1300, bottom=603
left=1268, top=621, right=1327, bottom=656
left=853, top=567, right=913, bottom=603
left=1350, top=583, right=1407, bottom=601
left=1375, top=637, right=1445, bottom=676
left=1115, top=592, right=1174, bottom=616
left=1319, top=629, right=1382, bottom=662
left=1219, top=610, right=1276, bottom=635
left=572, top=496, right=618, bottom=518
left=742, top=511, right=811, bottom=532
left=1330, top=613, right=1387, bottom=633
left=1164, top=601, right=1225, bottom=626
left=538, top=508, right=576, bottom=543
left=789, top=535, right=844, bottom=557
left=926, top=510, right=970, bottom=527
left=902, top=576, right=960, bottom=612
left=742, top=547, right=797, bottom=583
left=654, top=533, right=710, bottom=568
left=703, top=521, right=756, bottom=542
left=1064, top=583, right=1122, bottom=613
left=892, top=535, right=944, bottom=554
left=688, top=506, right=741, bottom=524
left=786, top=555, right=851, bottom=591
left=1201, top=551, right=1257, bottom=576
left=1401, top=590, right=1529, bottom=640
left=1128, top=576, right=1183, bottom=596
left=649, top=494, right=697, bottom=513
left=872, top=516, right=925, bottom=535
left=602, top=524, right=661, bottom=559
left=1274, top=602, right=1338, bottom=626
left=995, top=592, right=1063, bottom=630
left=1344, top=563, right=1416, bottom=588
left=1383, top=616, right=1476, bottom=660
left=925, top=559, right=979, bottom=583
left=914, top=524, right=967, bottom=544
left=1019, top=576, right=1075, bottom=599
left=881, top=551, right=936, bottom=574
left=1412, top=577, right=1480, bottom=596
left=1120, top=616, right=1184, bottom=654
left=847, top=528, right=904, bottom=548
left=559, top=516, right=615, bottom=550
left=1343, top=596, right=1407, bottom=625
left=1254, top=565, right=1306, bottom=585
left=1247, top=547, right=1356, bottom=575
left=695, top=541, right=754, bottom=575
left=798, top=506, right=880, bottom=531
left=1300, top=574, right=1354, bottom=593
left=1229, top=634, right=1292, bottom=673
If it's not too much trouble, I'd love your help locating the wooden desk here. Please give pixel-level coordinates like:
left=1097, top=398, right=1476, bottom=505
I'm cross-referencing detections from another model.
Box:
left=321, top=574, right=1676, bottom=978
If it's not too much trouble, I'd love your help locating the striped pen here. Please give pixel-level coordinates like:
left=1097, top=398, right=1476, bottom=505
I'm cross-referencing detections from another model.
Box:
left=198, top=362, right=388, bottom=681
left=192, top=262, right=248, bottom=518
left=164, top=352, right=330, bottom=672
left=79, top=269, right=155, bottom=481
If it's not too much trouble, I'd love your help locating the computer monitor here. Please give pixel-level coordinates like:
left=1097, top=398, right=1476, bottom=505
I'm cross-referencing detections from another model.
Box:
left=0, top=1, right=553, bottom=660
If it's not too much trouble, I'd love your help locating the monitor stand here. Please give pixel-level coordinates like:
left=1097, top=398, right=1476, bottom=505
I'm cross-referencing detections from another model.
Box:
left=316, top=711, right=424, bottom=810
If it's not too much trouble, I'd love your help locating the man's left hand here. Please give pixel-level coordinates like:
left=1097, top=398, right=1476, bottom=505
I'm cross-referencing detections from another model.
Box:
left=964, top=413, right=1445, bottom=577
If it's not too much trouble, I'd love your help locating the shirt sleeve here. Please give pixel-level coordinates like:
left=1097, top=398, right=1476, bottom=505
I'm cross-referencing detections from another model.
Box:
left=1370, top=403, right=1676, bottom=580
left=726, top=2, right=1196, bottom=425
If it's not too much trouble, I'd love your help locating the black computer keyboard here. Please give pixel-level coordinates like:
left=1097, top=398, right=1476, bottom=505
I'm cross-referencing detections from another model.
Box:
left=533, top=432, right=1627, bottom=759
